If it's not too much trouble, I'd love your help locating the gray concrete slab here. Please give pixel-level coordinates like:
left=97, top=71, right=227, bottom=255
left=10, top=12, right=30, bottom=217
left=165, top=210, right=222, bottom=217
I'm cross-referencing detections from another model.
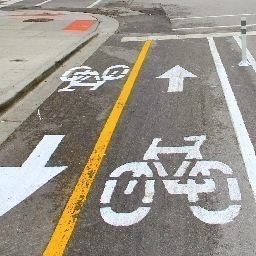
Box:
left=0, top=9, right=99, bottom=111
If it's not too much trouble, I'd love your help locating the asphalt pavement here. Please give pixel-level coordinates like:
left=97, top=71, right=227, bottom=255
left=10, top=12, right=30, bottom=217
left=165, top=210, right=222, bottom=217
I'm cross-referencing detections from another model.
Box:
left=1, top=0, right=256, bottom=256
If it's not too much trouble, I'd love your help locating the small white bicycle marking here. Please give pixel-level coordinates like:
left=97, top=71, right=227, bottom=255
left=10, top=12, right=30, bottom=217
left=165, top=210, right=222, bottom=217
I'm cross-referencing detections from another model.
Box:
left=100, top=135, right=241, bottom=226
left=59, top=65, right=130, bottom=92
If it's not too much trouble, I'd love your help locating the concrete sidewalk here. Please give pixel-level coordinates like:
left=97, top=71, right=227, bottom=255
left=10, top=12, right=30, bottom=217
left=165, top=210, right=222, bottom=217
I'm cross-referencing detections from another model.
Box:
left=0, top=9, right=99, bottom=110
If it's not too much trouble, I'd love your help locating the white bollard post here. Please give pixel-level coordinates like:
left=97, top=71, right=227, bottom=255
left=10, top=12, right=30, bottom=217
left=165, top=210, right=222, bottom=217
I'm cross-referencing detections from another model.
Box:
left=239, top=17, right=250, bottom=66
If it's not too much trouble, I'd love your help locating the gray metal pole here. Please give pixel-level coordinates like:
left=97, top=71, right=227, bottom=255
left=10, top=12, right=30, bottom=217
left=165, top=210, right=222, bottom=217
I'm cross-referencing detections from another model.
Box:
left=239, top=17, right=250, bottom=66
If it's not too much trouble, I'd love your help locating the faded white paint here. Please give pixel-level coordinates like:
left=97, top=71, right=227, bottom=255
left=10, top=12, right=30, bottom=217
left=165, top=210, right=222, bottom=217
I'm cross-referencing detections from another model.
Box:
left=189, top=161, right=233, bottom=176
left=100, top=162, right=155, bottom=226
left=100, top=180, right=117, bottom=204
left=121, top=31, right=256, bottom=42
left=153, top=162, right=168, bottom=177
left=142, top=180, right=155, bottom=204
left=163, top=179, right=216, bottom=203
left=124, top=180, right=138, bottom=194
left=37, top=109, right=42, bottom=121
left=35, top=0, right=100, bottom=7
left=173, top=161, right=191, bottom=177
left=169, top=13, right=254, bottom=21
left=110, top=162, right=153, bottom=178
left=59, top=65, right=130, bottom=92
left=34, top=0, right=52, bottom=7
left=190, top=205, right=241, bottom=224
left=173, top=24, right=256, bottom=32
left=101, top=135, right=241, bottom=226
left=0, top=135, right=67, bottom=217
left=227, top=178, right=242, bottom=201
left=0, top=0, right=24, bottom=8
left=100, top=207, right=151, bottom=226
left=87, top=0, right=104, bottom=8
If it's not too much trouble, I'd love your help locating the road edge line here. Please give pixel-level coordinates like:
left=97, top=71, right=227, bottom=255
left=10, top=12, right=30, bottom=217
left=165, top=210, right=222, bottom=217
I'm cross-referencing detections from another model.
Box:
left=43, top=40, right=152, bottom=256
left=208, top=37, right=256, bottom=202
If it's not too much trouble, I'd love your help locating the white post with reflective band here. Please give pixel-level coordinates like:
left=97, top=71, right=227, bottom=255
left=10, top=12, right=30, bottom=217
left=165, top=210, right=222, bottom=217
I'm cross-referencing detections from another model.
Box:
left=239, top=17, right=250, bottom=66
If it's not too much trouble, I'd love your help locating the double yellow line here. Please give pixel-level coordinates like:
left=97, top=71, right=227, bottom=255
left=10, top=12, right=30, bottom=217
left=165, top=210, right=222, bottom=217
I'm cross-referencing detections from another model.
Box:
left=43, top=40, right=152, bottom=256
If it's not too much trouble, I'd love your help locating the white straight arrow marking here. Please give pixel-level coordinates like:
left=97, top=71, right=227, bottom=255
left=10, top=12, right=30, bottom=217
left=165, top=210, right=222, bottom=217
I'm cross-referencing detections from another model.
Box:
left=157, top=65, right=197, bottom=92
left=0, top=135, right=67, bottom=217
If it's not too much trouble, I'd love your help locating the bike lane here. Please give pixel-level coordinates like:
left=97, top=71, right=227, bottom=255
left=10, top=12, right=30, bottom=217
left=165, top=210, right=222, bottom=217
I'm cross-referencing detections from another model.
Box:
left=1, top=33, right=256, bottom=255
left=63, top=37, right=256, bottom=255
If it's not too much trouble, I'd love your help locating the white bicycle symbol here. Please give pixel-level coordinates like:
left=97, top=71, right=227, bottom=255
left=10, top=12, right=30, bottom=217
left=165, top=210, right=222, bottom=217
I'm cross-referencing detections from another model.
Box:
left=100, top=135, right=241, bottom=226
left=59, top=65, right=130, bottom=92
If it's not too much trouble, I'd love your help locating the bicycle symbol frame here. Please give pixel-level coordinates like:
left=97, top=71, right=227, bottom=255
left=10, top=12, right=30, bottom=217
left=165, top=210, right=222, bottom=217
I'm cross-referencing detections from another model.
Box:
left=100, top=135, right=241, bottom=226
left=59, top=65, right=130, bottom=92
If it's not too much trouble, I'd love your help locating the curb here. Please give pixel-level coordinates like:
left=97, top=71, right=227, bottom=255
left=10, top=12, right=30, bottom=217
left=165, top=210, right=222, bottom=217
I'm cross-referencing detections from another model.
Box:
left=0, top=31, right=98, bottom=112
left=0, top=14, right=119, bottom=146
left=0, top=12, right=118, bottom=112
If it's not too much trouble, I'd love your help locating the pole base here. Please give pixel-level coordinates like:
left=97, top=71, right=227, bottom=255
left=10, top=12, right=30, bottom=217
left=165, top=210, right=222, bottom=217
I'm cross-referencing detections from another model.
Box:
left=239, top=60, right=250, bottom=66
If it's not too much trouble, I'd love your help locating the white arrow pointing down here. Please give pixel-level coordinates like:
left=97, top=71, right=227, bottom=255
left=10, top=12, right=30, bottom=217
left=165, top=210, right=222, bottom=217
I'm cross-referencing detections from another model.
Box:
left=157, top=65, right=197, bottom=92
left=0, top=135, right=67, bottom=217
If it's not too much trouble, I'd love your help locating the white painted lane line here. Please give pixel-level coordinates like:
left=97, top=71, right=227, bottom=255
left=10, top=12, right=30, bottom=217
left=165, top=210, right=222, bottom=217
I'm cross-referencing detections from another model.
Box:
left=234, top=36, right=256, bottom=73
left=170, top=13, right=254, bottom=21
left=208, top=37, right=256, bottom=202
left=122, top=31, right=256, bottom=42
left=87, top=0, right=103, bottom=8
left=173, top=24, right=256, bottom=31
left=0, top=0, right=24, bottom=8
left=35, top=0, right=52, bottom=7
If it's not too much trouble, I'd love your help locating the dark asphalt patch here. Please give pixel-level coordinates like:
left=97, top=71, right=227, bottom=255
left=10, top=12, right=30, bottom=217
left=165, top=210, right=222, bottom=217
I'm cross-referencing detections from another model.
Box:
left=23, top=18, right=54, bottom=22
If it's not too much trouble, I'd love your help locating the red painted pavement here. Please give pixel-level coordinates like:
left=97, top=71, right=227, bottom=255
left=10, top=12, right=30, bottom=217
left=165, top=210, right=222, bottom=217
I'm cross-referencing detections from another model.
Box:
left=63, top=20, right=96, bottom=31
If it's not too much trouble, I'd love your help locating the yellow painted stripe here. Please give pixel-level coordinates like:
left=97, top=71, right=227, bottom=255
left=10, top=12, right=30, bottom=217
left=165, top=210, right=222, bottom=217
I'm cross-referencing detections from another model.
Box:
left=43, top=40, right=152, bottom=256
